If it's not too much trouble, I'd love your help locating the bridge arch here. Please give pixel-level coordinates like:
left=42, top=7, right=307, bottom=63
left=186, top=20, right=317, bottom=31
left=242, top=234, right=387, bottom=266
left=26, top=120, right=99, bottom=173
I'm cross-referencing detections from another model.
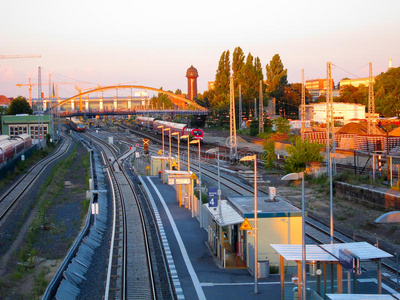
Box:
left=52, top=85, right=206, bottom=111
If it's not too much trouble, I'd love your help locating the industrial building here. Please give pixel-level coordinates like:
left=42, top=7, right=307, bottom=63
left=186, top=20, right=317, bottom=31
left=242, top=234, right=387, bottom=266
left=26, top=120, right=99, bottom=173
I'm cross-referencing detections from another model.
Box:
left=1, top=115, right=52, bottom=142
left=302, top=102, right=366, bottom=124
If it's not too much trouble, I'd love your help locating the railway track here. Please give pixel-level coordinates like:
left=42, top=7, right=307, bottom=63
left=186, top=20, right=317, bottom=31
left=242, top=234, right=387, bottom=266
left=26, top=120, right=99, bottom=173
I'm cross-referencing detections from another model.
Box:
left=110, top=126, right=400, bottom=285
left=0, top=134, right=72, bottom=226
left=86, top=131, right=174, bottom=299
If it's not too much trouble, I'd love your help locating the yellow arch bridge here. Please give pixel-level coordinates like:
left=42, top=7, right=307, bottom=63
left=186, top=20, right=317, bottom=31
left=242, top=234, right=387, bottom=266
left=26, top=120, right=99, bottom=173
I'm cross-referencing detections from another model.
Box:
left=47, top=84, right=207, bottom=112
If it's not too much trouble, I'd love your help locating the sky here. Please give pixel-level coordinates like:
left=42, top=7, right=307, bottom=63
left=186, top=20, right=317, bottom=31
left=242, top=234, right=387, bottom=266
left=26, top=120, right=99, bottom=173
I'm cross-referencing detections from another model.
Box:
left=1, top=0, right=399, bottom=99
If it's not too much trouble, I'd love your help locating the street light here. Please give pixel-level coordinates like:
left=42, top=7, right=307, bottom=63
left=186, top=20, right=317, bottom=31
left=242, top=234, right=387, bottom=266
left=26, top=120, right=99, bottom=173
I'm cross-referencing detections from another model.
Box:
left=181, top=135, right=192, bottom=212
left=190, top=139, right=202, bottom=227
left=281, top=172, right=306, bottom=300
left=172, top=131, right=180, bottom=171
left=240, top=154, right=258, bottom=294
left=163, top=127, right=171, bottom=170
left=157, top=125, right=164, bottom=155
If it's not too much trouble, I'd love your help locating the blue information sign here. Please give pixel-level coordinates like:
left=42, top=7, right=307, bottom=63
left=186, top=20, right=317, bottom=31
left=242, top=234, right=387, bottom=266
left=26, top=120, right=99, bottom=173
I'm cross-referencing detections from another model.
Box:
left=208, top=188, right=218, bottom=207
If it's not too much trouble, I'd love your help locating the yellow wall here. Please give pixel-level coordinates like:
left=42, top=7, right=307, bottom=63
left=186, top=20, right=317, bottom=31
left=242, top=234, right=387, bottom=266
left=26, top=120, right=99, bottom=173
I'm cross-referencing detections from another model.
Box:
left=244, top=215, right=303, bottom=272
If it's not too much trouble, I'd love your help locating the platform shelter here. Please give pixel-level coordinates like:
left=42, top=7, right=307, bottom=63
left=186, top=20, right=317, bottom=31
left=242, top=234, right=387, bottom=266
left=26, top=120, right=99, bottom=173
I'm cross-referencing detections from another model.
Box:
left=271, top=242, right=393, bottom=300
left=165, top=170, right=193, bottom=208
left=202, top=195, right=303, bottom=273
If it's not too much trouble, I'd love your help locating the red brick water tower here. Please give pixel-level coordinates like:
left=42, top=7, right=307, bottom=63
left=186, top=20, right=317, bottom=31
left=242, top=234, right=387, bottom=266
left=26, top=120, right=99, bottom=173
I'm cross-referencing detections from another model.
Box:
left=186, top=65, right=198, bottom=101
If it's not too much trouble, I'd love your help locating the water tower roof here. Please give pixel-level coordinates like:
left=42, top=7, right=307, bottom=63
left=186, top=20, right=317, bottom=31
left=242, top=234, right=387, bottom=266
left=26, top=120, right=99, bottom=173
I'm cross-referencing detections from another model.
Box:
left=186, top=65, right=199, bottom=78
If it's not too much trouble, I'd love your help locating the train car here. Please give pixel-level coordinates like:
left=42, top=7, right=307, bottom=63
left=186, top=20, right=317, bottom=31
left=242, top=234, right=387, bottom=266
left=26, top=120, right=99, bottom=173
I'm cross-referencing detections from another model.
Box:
left=136, top=116, right=155, bottom=128
left=0, top=134, right=31, bottom=166
left=153, top=120, right=203, bottom=141
left=15, top=134, right=32, bottom=150
left=69, top=117, right=86, bottom=132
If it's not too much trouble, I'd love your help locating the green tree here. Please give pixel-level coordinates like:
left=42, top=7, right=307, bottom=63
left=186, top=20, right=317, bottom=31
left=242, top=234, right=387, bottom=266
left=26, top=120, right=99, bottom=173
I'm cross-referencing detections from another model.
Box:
left=262, top=138, right=276, bottom=169
left=273, top=116, right=290, bottom=134
left=150, top=88, right=173, bottom=109
left=6, top=96, right=33, bottom=115
left=337, top=84, right=368, bottom=105
left=211, top=50, right=231, bottom=111
left=374, top=67, right=400, bottom=117
left=237, top=53, right=266, bottom=118
left=232, top=47, right=245, bottom=80
left=284, top=137, right=323, bottom=173
left=265, top=54, right=287, bottom=100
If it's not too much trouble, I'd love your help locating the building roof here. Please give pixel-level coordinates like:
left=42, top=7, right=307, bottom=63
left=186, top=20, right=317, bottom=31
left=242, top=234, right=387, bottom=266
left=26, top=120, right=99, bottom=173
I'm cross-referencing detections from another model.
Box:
left=270, top=242, right=392, bottom=262
left=227, top=195, right=302, bottom=218
left=0, top=95, right=11, bottom=106
left=186, top=65, right=199, bottom=78
left=2, top=115, right=51, bottom=123
left=204, top=200, right=244, bottom=227
left=336, top=122, right=386, bottom=135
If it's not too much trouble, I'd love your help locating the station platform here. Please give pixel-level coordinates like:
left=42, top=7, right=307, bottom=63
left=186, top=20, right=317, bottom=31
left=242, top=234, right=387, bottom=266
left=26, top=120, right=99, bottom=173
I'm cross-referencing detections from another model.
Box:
left=139, top=176, right=282, bottom=300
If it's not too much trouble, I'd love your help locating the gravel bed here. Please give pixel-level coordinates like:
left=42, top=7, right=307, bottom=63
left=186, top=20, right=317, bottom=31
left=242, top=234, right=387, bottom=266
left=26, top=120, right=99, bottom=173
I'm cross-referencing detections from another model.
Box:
left=0, top=137, right=75, bottom=258
left=76, top=147, right=112, bottom=300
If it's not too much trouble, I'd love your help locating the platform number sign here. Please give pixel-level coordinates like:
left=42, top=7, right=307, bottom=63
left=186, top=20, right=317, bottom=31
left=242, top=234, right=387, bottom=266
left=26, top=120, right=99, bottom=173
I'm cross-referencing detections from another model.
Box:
left=208, top=188, right=218, bottom=207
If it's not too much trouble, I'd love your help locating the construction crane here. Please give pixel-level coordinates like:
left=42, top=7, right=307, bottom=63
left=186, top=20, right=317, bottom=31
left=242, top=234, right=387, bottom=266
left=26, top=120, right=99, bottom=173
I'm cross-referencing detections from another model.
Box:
left=0, top=54, right=41, bottom=59
left=17, top=79, right=88, bottom=106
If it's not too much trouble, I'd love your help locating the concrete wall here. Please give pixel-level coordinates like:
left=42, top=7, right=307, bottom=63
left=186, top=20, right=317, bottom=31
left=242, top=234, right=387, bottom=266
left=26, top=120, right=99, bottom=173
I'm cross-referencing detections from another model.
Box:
left=336, top=182, right=400, bottom=209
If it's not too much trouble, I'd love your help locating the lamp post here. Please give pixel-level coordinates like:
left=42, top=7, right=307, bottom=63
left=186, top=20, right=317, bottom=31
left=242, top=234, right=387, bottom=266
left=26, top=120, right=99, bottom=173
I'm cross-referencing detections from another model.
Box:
left=181, top=135, right=191, bottom=211
left=172, top=132, right=180, bottom=171
left=190, top=139, right=202, bottom=226
left=282, top=172, right=306, bottom=300
left=240, top=154, right=258, bottom=294
left=157, top=125, right=164, bottom=155
left=163, top=127, right=171, bottom=170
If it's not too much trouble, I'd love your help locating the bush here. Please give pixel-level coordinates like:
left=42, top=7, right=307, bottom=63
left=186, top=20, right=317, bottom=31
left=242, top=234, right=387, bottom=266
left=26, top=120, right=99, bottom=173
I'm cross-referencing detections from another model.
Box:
left=284, top=137, right=323, bottom=173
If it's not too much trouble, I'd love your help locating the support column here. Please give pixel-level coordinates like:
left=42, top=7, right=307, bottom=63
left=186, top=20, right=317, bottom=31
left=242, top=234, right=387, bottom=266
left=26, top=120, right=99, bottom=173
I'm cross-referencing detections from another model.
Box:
left=99, top=96, right=103, bottom=110
left=280, top=255, right=285, bottom=300
left=297, top=261, right=303, bottom=300
left=378, top=259, right=382, bottom=294
left=113, top=96, right=117, bottom=110
left=71, top=99, right=75, bottom=110
left=337, top=263, right=343, bottom=293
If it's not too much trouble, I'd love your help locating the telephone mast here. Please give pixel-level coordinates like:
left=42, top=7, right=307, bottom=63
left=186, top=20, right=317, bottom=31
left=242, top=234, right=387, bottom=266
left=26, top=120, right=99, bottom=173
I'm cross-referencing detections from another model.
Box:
left=367, top=62, right=375, bottom=135
left=301, top=69, right=306, bottom=140
left=326, top=62, right=336, bottom=174
left=38, top=66, right=44, bottom=150
left=229, top=77, right=238, bottom=162
left=259, top=80, right=264, bottom=133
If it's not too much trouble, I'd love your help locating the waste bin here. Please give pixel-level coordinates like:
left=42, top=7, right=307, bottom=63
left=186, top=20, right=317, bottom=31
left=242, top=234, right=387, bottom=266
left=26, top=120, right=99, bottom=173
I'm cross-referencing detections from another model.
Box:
left=258, top=260, right=270, bottom=278
left=158, top=170, right=161, bottom=178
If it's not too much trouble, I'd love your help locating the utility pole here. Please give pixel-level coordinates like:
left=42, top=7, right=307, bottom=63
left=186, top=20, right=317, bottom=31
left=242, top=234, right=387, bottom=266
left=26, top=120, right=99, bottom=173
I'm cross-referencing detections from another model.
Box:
left=259, top=80, right=264, bottom=133
left=301, top=69, right=306, bottom=140
left=38, top=66, right=44, bottom=150
left=368, top=62, right=375, bottom=135
left=326, top=62, right=336, bottom=175
left=238, top=84, right=242, bottom=130
left=254, top=98, right=257, bottom=119
left=229, top=77, right=238, bottom=162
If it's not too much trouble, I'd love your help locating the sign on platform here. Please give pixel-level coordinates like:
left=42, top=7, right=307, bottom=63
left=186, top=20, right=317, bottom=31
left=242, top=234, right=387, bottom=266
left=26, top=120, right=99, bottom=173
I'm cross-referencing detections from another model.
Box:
left=208, top=188, right=218, bottom=207
left=240, top=218, right=253, bottom=230
left=339, top=249, right=360, bottom=273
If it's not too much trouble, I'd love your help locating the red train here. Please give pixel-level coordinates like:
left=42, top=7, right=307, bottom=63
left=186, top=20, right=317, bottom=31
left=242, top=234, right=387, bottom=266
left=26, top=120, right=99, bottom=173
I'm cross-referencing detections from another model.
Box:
left=135, top=116, right=203, bottom=141
left=69, top=117, right=86, bottom=132
left=0, top=134, right=32, bottom=166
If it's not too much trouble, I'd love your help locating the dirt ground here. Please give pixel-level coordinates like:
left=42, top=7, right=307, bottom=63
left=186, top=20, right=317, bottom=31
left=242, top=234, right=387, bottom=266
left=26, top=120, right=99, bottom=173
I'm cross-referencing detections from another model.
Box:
left=0, top=141, right=90, bottom=299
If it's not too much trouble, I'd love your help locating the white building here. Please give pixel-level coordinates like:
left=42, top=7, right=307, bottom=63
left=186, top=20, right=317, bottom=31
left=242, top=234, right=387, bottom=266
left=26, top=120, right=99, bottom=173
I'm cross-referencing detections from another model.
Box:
left=302, top=102, right=366, bottom=124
